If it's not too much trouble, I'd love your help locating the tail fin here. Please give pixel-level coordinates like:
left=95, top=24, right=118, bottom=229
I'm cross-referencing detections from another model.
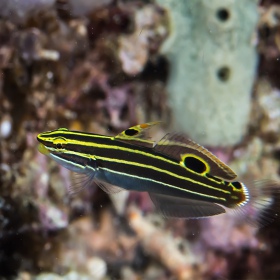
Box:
left=229, top=180, right=280, bottom=227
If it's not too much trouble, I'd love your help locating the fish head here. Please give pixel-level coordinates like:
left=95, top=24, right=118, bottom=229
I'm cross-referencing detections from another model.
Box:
left=37, top=128, right=69, bottom=156
left=36, top=128, right=89, bottom=173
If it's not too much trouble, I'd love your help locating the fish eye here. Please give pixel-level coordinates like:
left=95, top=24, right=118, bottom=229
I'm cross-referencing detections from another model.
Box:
left=56, top=143, right=63, bottom=149
left=53, top=137, right=67, bottom=149
left=124, top=128, right=139, bottom=136
left=182, top=155, right=208, bottom=174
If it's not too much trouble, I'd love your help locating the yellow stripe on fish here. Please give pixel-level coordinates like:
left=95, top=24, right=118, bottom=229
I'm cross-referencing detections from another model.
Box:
left=37, top=122, right=280, bottom=226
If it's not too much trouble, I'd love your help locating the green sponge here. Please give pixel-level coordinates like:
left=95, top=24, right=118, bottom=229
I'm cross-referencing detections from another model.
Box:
left=157, top=0, right=259, bottom=146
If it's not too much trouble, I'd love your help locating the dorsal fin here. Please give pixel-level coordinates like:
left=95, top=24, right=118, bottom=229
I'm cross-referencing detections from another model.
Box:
left=154, top=133, right=237, bottom=180
left=114, top=122, right=161, bottom=148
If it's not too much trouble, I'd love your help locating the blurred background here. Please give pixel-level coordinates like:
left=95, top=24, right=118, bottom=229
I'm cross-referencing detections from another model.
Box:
left=1, top=0, right=280, bottom=279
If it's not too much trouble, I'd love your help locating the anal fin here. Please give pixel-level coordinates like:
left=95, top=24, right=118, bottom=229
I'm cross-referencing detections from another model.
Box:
left=149, top=192, right=225, bottom=219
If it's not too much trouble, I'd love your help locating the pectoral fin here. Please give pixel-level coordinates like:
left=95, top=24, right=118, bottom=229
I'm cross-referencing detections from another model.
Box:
left=93, top=178, right=124, bottom=194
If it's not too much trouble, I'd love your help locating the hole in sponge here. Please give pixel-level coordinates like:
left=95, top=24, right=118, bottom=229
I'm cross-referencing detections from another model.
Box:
left=217, top=66, right=230, bottom=82
left=216, top=8, right=230, bottom=22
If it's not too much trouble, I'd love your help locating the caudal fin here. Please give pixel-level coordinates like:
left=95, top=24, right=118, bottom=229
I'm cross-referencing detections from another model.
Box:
left=229, top=180, right=280, bottom=227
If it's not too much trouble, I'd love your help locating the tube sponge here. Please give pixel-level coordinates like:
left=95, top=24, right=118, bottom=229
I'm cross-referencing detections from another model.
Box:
left=157, top=0, right=259, bottom=146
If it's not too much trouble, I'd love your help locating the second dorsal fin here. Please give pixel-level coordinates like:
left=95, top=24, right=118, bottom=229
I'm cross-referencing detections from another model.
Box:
left=154, top=133, right=237, bottom=180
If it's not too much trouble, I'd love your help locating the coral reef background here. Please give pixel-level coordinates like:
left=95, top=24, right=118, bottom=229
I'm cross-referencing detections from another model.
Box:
left=0, top=0, right=280, bottom=279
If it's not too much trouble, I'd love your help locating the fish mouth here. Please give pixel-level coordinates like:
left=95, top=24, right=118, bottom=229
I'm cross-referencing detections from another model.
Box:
left=37, top=133, right=44, bottom=142
left=37, top=134, right=51, bottom=155
left=37, top=133, right=51, bottom=145
left=38, top=143, right=50, bottom=155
